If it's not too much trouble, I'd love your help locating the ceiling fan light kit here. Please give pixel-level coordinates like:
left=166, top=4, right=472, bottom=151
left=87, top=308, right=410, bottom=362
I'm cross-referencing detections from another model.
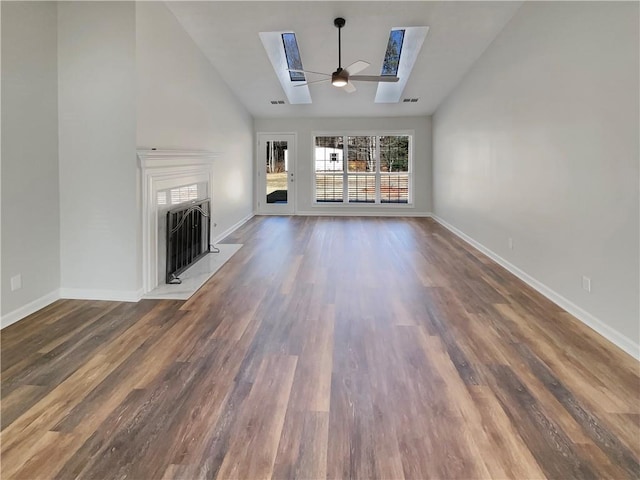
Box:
left=331, top=69, right=348, bottom=87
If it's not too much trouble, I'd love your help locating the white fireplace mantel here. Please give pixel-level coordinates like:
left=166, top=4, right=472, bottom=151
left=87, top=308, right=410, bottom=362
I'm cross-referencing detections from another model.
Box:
left=138, top=149, right=219, bottom=294
left=137, top=149, right=219, bottom=169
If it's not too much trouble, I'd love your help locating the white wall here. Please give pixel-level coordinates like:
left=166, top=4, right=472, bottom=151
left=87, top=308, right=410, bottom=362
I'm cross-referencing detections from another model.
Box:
left=254, top=116, right=432, bottom=215
left=1, top=2, right=60, bottom=318
left=433, top=2, right=639, bottom=355
left=1, top=0, right=3, bottom=320
left=136, top=2, right=254, bottom=239
left=58, top=2, right=139, bottom=299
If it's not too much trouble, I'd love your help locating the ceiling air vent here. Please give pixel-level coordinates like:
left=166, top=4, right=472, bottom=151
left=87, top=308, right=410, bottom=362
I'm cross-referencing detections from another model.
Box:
left=403, top=98, right=419, bottom=103
left=270, top=100, right=286, bottom=105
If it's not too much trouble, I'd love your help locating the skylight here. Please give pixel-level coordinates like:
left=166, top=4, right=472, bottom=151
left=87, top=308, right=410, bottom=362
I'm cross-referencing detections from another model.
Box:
left=375, top=26, right=429, bottom=104
left=282, top=33, right=305, bottom=82
left=259, top=31, right=311, bottom=104
left=381, top=30, right=405, bottom=76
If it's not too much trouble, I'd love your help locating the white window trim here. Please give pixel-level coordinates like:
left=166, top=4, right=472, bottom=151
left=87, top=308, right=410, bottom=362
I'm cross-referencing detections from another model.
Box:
left=312, top=130, right=414, bottom=207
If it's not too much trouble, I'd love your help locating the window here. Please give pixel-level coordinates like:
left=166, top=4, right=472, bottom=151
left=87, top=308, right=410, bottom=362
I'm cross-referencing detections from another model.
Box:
left=314, top=136, right=344, bottom=202
left=379, top=136, right=409, bottom=203
left=157, top=184, right=201, bottom=206
left=347, top=136, right=376, bottom=203
left=381, top=30, right=405, bottom=76
left=282, top=33, right=305, bottom=82
left=314, top=133, right=411, bottom=205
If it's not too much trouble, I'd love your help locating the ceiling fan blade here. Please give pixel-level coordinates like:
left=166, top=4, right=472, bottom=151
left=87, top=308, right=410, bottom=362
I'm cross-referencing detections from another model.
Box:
left=294, top=78, right=331, bottom=87
left=287, top=68, right=331, bottom=77
left=342, top=81, right=356, bottom=93
left=345, top=60, right=370, bottom=75
left=349, top=75, right=399, bottom=83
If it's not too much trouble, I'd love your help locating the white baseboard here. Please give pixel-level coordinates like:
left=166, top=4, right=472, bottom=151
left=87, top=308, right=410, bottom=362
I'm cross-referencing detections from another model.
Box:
left=1, top=289, right=61, bottom=329
left=59, top=287, right=143, bottom=303
left=213, top=212, right=254, bottom=244
left=432, top=215, right=639, bottom=360
left=294, top=210, right=432, bottom=218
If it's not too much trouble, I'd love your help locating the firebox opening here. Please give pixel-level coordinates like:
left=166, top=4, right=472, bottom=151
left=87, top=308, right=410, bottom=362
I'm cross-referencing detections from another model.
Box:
left=165, top=198, right=216, bottom=284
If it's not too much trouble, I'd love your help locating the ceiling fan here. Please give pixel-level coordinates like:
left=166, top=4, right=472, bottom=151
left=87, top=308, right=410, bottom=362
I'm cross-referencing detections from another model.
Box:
left=290, top=17, right=399, bottom=93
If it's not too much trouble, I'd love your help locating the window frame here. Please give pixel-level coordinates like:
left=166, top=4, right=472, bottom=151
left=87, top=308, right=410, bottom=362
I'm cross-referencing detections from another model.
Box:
left=312, top=130, right=414, bottom=207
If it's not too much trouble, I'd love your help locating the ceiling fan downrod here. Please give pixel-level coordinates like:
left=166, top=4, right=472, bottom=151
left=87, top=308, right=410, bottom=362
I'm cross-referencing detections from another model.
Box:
left=334, top=17, right=345, bottom=71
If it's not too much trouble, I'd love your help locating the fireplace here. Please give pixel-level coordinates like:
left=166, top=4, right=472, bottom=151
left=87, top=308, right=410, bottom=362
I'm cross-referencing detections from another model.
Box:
left=138, top=149, right=218, bottom=294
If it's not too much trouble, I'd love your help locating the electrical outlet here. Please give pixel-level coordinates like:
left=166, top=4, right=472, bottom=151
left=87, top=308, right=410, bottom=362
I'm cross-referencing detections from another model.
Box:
left=508, top=237, right=514, bottom=250
left=582, top=275, right=591, bottom=293
left=10, top=274, right=22, bottom=291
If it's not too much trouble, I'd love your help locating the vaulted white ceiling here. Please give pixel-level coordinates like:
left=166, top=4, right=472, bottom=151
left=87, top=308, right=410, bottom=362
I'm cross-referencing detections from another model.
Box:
left=166, top=1, right=523, bottom=118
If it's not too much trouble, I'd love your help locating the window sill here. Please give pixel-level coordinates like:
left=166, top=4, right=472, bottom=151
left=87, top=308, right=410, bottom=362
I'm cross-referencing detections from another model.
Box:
left=312, top=202, right=415, bottom=208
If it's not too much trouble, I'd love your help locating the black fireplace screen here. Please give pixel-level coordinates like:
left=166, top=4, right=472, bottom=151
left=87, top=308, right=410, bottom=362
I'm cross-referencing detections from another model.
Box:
left=166, top=198, right=211, bottom=284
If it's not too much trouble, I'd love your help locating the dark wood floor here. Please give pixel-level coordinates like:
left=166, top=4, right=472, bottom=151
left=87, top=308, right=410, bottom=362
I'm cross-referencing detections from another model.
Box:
left=1, top=216, right=638, bottom=479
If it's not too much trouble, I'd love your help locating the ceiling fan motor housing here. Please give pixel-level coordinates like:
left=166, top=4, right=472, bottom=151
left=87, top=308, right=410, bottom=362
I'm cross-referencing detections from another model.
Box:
left=332, top=68, right=349, bottom=87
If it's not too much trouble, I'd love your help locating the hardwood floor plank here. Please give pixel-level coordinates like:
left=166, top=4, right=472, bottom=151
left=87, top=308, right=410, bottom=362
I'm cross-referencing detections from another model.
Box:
left=280, top=254, right=303, bottom=295
left=286, top=304, right=334, bottom=413
left=612, top=413, right=640, bottom=459
left=366, top=329, right=406, bottom=480
left=0, top=384, right=47, bottom=430
left=51, top=306, right=189, bottom=433
left=53, top=387, right=155, bottom=479
left=23, top=302, right=153, bottom=388
left=189, top=379, right=253, bottom=478
left=7, top=430, right=78, bottom=479
left=1, top=301, right=181, bottom=468
left=272, top=410, right=307, bottom=480
left=327, top=371, right=377, bottom=480
left=421, top=288, right=482, bottom=385
left=1, top=301, right=119, bottom=374
left=495, top=303, right=638, bottom=415
left=161, top=463, right=200, bottom=480
left=487, top=364, right=599, bottom=479
left=412, top=329, right=492, bottom=479
left=0, top=303, right=120, bottom=389
left=215, top=354, right=298, bottom=480
left=1, top=354, right=115, bottom=474
left=273, top=411, right=329, bottom=480
left=468, top=385, right=547, bottom=479
left=1, top=299, right=84, bottom=347
left=293, top=411, right=329, bottom=480
left=326, top=316, right=377, bottom=479
left=514, top=341, right=640, bottom=476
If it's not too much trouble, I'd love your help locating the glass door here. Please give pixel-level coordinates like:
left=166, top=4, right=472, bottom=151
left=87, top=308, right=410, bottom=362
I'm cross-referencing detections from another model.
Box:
left=257, top=133, right=295, bottom=214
